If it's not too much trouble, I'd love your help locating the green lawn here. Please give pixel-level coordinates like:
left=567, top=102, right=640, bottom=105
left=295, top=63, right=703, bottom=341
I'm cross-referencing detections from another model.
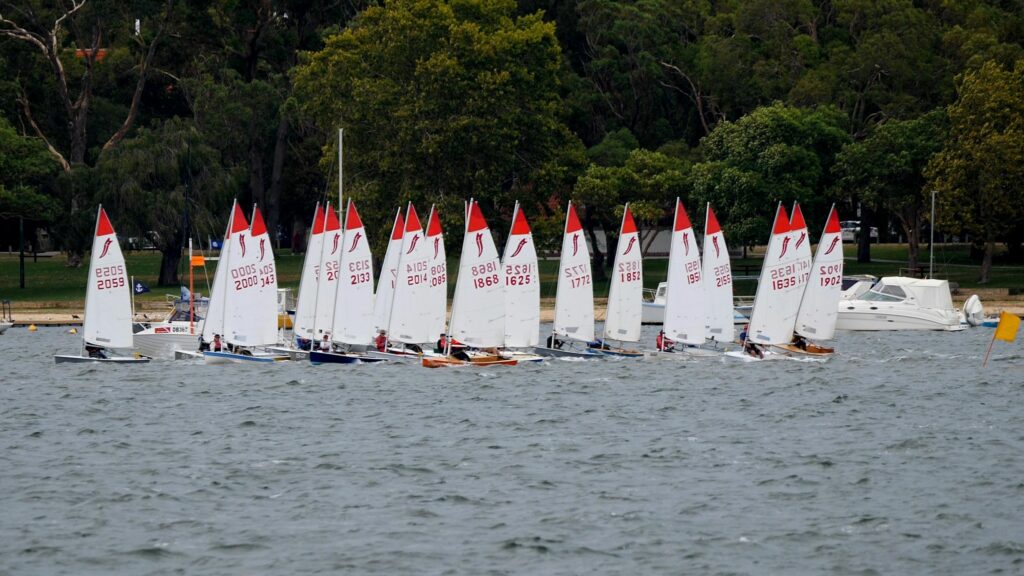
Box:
left=3, top=243, right=1023, bottom=304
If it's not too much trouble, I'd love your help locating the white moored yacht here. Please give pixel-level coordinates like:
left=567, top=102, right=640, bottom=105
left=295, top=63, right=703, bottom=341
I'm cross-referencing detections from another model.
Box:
left=835, top=276, right=964, bottom=331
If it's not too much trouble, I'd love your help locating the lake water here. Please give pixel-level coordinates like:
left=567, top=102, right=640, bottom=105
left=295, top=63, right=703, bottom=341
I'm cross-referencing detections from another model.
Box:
left=2, top=326, right=1022, bottom=575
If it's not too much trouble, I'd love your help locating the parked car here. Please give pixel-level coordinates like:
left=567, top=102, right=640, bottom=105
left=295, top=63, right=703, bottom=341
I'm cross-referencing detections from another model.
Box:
left=839, top=220, right=878, bottom=243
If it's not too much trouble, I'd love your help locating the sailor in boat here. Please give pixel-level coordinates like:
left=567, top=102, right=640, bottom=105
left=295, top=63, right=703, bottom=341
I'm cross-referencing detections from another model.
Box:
left=546, top=334, right=564, bottom=349
left=318, top=334, right=331, bottom=352
left=739, top=323, right=763, bottom=359
left=436, top=333, right=467, bottom=354
left=656, top=330, right=675, bottom=352
left=587, top=339, right=611, bottom=351
left=790, top=333, right=808, bottom=351
left=296, top=336, right=312, bottom=350
left=85, top=344, right=109, bottom=359
left=374, top=330, right=388, bottom=352
left=212, top=334, right=223, bottom=352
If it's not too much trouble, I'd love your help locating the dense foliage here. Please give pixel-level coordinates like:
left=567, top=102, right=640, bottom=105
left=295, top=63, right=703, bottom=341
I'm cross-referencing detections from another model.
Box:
left=1, top=0, right=1022, bottom=282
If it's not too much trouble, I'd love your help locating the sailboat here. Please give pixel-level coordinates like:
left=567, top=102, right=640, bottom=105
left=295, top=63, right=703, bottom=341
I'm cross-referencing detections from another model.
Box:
left=500, top=201, right=543, bottom=362
left=203, top=203, right=286, bottom=363
left=701, top=204, right=735, bottom=346
left=596, top=204, right=644, bottom=357
left=55, top=206, right=149, bottom=363
left=371, top=208, right=404, bottom=340
left=533, top=201, right=599, bottom=359
left=774, top=205, right=843, bottom=356
left=659, top=198, right=714, bottom=356
left=310, top=200, right=386, bottom=364
left=424, top=199, right=516, bottom=367
left=310, top=203, right=343, bottom=350
left=289, top=202, right=326, bottom=353
left=425, top=205, right=448, bottom=339
left=726, top=203, right=804, bottom=361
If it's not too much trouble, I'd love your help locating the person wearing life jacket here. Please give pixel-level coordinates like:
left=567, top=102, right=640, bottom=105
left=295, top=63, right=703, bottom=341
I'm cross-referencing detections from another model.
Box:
left=436, top=333, right=448, bottom=354
left=319, top=334, right=331, bottom=352
left=212, top=334, right=223, bottom=352
left=375, top=330, right=388, bottom=352
left=656, top=330, right=674, bottom=351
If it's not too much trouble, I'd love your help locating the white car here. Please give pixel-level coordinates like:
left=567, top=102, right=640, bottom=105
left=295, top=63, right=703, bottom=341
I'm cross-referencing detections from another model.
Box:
left=839, top=220, right=878, bottom=242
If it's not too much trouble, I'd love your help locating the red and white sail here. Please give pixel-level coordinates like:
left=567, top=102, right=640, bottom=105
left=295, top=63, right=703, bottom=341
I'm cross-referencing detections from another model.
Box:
left=502, top=201, right=540, bottom=348
left=332, top=200, right=375, bottom=345
left=373, top=208, right=404, bottom=333
left=201, top=201, right=236, bottom=343
left=221, top=203, right=261, bottom=346
left=662, top=199, right=704, bottom=345
left=553, top=202, right=594, bottom=343
left=389, top=204, right=433, bottom=344
left=448, top=199, right=505, bottom=348
left=790, top=202, right=814, bottom=300
left=293, top=203, right=325, bottom=343
left=83, top=206, right=134, bottom=349
left=425, top=205, right=448, bottom=338
left=604, top=204, right=643, bottom=343
left=701, top=204, right=734, bottom=343
left=249, top=206, right=280, bottom=346
left=795, top=205, right=844, bottom=340
left=312, top=203, right=342, bottom=340
left=747, top=203, right=804, bottom=345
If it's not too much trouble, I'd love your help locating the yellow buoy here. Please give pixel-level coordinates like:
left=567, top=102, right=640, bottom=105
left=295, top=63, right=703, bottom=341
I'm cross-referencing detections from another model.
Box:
left=69, top=327, right=78, bottom=334
left=28, top=324, right=37, bottom=332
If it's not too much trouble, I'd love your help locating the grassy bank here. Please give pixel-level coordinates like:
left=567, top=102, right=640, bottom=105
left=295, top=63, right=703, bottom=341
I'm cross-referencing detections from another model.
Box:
left=2, top=243, right=1022, bottom=305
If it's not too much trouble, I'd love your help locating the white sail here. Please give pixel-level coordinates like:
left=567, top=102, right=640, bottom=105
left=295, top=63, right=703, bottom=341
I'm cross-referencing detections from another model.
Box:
left=220, top=204, right=263, bottom=346
left=332, top=200, right=375, bottom=345
left=201, top=201, right=237, bottom=343
left=502, top=201, right=540, bottom=347
left=373, top=209, right=404, bottom=334
left=448, top=199, right=504, bottom=348
left=701, top=204, right=734, bottom=343
left=553, top=202, right=594, bottom=343
left=425, top=205, right=448, bottom=338
left=790, top=203, right=814, bottom=304
left=796, top=205, right=844, bottom=340
left=249, top=206, right=280, bottom=346
left=389, top=204, right=433, bottom=344
left=747, top=203, right=804, bottom=345
left=604, top=204, right=643, bottom=343
left=312, top=203, right=342, bottom=341
left=662, top=199, right=705, bottom=345
left=83, top=206, right=134, bottom=349
left=293, top=203, right=325, bottom=343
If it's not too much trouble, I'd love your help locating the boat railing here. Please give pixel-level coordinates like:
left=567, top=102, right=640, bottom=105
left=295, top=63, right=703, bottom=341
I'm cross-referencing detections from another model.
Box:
left=642, top=288, right=657, bottom=303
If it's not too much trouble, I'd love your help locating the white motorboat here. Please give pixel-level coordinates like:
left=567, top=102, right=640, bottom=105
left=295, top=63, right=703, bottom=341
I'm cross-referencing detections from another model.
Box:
left=642, top=282, right=750, bottom=325
left=835, top=276, right=964, bottom=331
left=132, top=291, right=209, bottom=360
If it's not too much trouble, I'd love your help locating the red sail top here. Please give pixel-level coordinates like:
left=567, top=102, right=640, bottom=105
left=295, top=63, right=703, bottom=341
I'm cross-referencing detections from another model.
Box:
left=323, top=205, right=341, bottom=232
left=772, top=204, right=790, bottom=235
left=673, top=199, right=691, bottom=232
left=405, top=203, right=422, bottom=233
left=621, top=204, right=638, bottom=234
left=250, top=206, right=267, bottom=236
left=390, top=210, right=405, bottom=241
left=231, top=202, right=250, bottom=234
left=825, top=205, right=841, bottom=233
left=311, top=203, right=325, bottom=235
left=346, top=201, right=364, bottom=231
left=96, top=207, right=115, bottom=237
left=790, top=202, right=807, bottom=231
left=565, top=202, right=582, bottom=233
left=467, top=201, right=489, bottom=233
left=426, top=206, right=443, bottom=237
left=510, top=204, right=531, bottom=235
left=705, top=205, right=721, bottom=235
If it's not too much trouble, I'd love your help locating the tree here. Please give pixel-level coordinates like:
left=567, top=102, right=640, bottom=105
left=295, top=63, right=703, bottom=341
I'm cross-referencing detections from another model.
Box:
left=690, top=102, right=849, bottom=249
left=0, top=117, right=58, bottom=220
left=926, top=60, right=1024, bottom=283
left=833, top=110, right=948, bottom=270
left=95, top=117, right=234, bottom=285
left=292, top=0, right=584, bottom=257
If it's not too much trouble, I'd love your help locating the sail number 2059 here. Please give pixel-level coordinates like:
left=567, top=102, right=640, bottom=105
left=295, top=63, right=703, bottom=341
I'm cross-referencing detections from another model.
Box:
left=94, top=264, right=125, bottom=290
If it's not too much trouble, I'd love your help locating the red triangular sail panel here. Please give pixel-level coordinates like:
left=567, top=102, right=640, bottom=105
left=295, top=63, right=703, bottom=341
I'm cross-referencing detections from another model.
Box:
left=772, top=204, right=790, bottom=235
left=391, top=210, right=405, bottom=241
left=323, top=205, right=341, bottom=232
left=510, top=205, right=531, bottom=235
left=426, top=206, right=442, bottom=237
left=250, top=206, right=267, bottom=236
left=790, top=203, right=807, bottom=231
left=311, top=203, right=325, bottom=235
left=467, top=201, right=489, bottom=233
left=825, top=205, right=841, bottom=234
left=705, top=205, right=721, bottom=235
left=621, top=205, right=638, bottom=234
left=96, top=207, right=115, bottom=237
left=346, top=201, right=364, bottom=231
left=405, top=204, right=422, bottom=233
left=565, top=203, right=582, bottom=233
left=231, top=203, right=250, bottom=234
left=673, top=199, right=692, bottom=232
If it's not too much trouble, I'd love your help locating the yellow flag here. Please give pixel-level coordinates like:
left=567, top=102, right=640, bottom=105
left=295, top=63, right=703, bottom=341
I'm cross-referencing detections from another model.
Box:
left=994, top=311, right=1021, bottom=342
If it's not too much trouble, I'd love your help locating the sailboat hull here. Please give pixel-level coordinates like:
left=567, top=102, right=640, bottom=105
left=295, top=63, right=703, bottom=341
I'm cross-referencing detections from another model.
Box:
left=532, top=346, right=601, bottom=359
left=54, top=354, right=149, bottom=364
left=133, top=329, right=199, bottom=360
left=309, top=350, right=386, bottom=365
left=422, top=355, right=517, bottom=368
left=203, top=351, right=288, bottom=364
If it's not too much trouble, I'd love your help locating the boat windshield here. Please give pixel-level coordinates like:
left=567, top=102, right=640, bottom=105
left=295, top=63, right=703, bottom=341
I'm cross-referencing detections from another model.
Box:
left=862, top=284, right=907, bottom=302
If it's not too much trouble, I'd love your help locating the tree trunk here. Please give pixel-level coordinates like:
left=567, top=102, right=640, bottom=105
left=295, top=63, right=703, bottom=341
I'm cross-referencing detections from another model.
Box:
left=980, top=239, right=995, bottom=284
left=900, top=208, right=920, bottom=271
left=266, top=114, right=289, bottom=247
left=158, top=247, right=181, bottom=286
left=583, top=208, right=606, bottom=280
left=857, top=206, right=872, bottom=263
